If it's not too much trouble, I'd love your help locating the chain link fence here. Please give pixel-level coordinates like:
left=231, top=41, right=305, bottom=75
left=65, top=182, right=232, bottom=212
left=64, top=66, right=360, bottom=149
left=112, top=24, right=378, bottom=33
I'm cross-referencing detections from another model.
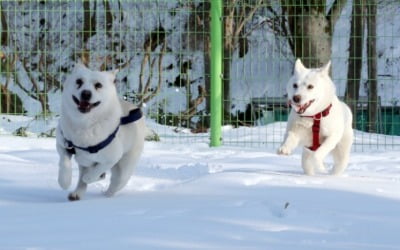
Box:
left=0, top=0, right=399, bottom=150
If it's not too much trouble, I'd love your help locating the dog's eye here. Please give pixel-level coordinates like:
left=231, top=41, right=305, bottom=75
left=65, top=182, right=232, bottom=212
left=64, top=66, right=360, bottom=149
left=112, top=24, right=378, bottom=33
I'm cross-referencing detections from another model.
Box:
left=76, top=78, right=83, bottom=88
left=293, top=83, right=298, bottom=89
left=94, top=82, right=103, bottom=90
left=307, top=85, right=314, bottom=90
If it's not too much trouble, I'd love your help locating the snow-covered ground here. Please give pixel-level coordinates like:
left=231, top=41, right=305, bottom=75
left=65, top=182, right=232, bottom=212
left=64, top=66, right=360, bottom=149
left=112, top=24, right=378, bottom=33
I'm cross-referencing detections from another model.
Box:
left=1, top=122, right=400, bottom=250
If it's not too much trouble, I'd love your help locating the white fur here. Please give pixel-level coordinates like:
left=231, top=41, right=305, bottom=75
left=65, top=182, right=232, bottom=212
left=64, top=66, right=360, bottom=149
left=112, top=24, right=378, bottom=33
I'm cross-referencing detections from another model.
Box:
left=56, top=64, right=145, bottom=200
left=278, top=59, right=353, bottom=175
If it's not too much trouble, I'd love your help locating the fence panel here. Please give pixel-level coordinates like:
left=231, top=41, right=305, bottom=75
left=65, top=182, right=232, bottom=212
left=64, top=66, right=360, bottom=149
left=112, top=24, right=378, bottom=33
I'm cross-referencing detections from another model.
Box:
left=0, top=0, right=399, bottom=150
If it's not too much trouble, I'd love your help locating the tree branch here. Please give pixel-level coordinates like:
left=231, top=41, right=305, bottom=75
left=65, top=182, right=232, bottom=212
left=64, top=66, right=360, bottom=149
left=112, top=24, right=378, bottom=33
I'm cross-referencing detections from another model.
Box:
left=39, top=54, right=60, bottom=91
left=182, top=85, right=206, bottom=117
left=138, top=48, right=150, bottom=94
left=141, top=41, right=167, bottom=105
left=234, top=0, right=264, bottom=40
left=14, top=62, right=40, bottom=102
left=1, top=2, right=8, bottom=46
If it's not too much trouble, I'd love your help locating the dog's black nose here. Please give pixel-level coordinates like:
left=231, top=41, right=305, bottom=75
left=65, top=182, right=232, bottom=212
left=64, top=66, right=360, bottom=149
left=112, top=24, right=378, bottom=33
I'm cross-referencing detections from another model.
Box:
left=81, top=90, right=92, bottom=101
left=292, top=95, right=301, bottom=104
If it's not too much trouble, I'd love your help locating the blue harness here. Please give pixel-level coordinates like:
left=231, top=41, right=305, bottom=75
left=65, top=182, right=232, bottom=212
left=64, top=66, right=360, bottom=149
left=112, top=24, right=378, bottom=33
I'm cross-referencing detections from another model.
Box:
left=65, top=108, right=142, bottom=154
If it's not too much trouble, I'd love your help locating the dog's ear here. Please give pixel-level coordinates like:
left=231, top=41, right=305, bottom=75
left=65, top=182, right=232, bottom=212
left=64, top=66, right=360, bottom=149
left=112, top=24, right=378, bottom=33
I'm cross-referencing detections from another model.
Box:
left=320, top=60, right=331, bottom=75
left=74, top=62, right=87, bottom=71
left=109, top=68, right=119, bottom=76
left=294, top=58, right=307, bottom=74
left=107, top=69, right=119, bottom=85
left=104, top=68, right=119, bottom=85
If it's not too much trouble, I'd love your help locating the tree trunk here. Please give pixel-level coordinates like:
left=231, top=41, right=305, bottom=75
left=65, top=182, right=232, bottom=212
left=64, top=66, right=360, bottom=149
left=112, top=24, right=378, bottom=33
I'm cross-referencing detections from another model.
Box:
left=103, top=0, right=113, bottom=33
left=223, top=48, right=232, bottom=122
left=222, top=3, right=235, bottom=121
left=39, top=93, right=50, bottom=115
left=82, top=1, right=97, bottom=45
left=0, top=2, right=8, bottom=46
left=203, top=2, right=211, bottom=126
left=366, top=0, right=377, bottom=132
left=0, top=85, right=24, bottom=114
left=0, top=2, right=8, bottom=113
left=284, top=0, right=331, bottom=68
left=0, top=85, right=10, bottom=113
left=345, top=0, right=365, bottom=125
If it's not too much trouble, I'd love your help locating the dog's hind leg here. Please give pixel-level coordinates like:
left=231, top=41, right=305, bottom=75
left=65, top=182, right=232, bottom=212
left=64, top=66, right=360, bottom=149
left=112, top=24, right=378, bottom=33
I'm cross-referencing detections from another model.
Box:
left=105, top=164, right=135, bottom=197
left=104, top=164, right=125, bottom=197
left=68, top=165, right=89, bottom=201
left=301, top=148, right=315, bottom=175
left=331, top=131, right=353, bottom=175
left=105, top=149, right=142, bottom=197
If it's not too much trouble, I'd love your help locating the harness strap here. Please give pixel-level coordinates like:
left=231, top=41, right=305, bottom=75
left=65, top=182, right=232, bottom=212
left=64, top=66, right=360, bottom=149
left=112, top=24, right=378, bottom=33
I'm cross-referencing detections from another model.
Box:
left=301, top=104, right=332, bottom=151
left=64, top=108, right=142, bottom=154
left=121, top=108, right=143, bottom=125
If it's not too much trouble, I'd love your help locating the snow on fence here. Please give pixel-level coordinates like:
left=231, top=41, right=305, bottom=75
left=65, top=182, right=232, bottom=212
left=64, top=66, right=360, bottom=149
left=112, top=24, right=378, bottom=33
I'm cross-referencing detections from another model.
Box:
left=0, top=0, right=399, bottom=149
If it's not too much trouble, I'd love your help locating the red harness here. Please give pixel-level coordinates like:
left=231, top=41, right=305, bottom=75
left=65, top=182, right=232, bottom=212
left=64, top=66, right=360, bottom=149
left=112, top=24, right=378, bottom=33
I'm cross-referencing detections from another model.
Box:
left=301, top=104, right=332, bottom=151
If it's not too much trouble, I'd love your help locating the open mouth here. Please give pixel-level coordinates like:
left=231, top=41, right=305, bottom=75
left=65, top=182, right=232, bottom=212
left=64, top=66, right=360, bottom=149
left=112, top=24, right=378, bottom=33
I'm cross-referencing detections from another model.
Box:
left=72, top=96, right=101, bottom=113
left=291, top=99, right=315, bottom=114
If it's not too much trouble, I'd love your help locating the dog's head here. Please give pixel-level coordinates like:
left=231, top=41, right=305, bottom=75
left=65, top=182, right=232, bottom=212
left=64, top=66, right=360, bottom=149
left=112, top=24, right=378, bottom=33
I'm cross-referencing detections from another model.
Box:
left=286, top=59, right=335, bottom=116
left=62, top=63, right=119, bottom=116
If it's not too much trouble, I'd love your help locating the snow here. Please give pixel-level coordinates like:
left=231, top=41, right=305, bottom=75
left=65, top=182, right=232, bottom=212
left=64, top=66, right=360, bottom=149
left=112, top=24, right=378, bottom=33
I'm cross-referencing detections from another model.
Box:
left=1, top=2, right=400, bottom=248
left=1, top=123, right=400, bottom=250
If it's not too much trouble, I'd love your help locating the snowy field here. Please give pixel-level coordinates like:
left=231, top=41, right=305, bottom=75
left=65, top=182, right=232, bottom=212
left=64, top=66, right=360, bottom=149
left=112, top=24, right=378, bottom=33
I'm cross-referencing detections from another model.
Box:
left=1, top=122, right=400, bottom=250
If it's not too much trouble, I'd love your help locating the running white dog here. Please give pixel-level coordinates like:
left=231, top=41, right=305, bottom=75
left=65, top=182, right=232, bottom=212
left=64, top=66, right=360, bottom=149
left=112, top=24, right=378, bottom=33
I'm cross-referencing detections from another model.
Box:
left=278, top=59, right=353, bottom=175
left=56, top=64, right=145, bottom=201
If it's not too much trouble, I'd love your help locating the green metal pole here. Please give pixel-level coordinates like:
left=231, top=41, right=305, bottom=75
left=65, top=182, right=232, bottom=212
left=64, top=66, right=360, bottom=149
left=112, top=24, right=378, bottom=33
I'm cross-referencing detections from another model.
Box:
left=210, top=0, right=222, bottom=147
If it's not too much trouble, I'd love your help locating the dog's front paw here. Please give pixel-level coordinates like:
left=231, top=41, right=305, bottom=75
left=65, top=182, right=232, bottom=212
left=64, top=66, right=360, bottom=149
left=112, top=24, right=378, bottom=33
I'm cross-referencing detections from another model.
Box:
left=277, top=145, right=291, bottom=155
left=68, top=192, right=81, bottom=201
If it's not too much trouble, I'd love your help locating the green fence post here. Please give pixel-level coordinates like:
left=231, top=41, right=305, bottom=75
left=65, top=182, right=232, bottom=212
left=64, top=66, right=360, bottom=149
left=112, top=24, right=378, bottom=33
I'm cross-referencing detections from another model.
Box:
left=210, top=0, right=222, bottom=147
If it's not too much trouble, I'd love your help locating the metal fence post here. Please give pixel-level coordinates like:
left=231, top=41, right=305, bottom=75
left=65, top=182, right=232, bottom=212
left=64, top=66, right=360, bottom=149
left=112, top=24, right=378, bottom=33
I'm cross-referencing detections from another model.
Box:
left=210, top=0, right=222, bottom=147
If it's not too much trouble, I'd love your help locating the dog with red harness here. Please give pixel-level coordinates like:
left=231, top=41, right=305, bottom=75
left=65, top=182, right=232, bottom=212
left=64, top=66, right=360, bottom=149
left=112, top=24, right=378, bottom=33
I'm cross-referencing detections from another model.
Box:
left=278, top=59, right=353, bottom=176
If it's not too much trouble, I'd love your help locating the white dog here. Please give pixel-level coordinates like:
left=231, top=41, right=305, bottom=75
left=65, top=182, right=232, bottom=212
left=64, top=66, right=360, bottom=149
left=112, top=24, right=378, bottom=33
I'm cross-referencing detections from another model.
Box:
left=56, top=64, right=145, bottom=201
left=278, top=59, right=353, bottom=175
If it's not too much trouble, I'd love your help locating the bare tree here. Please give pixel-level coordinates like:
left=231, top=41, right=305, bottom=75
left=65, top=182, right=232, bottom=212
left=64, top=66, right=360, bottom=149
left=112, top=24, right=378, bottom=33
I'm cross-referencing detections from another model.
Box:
left=0, top=2, right=7, bottom=46
left=366, top=0, right=377, bottom=132
left=82, top=1, right=97, bottom=45
left=0, top=3, right=24, bottom=114
left=80, top=1, right=97, bottom=65
left=138, top=38, right=167, bottom=106
left=14, top=58, right=50, bottom=114
left=281, top=0, right=347, bottom=68
left=202, top=2, right=212, bottom=125
left=222, top=0, right=265, bottom=120
left=345, top=0, right=365, bottom=124
left=103, top=0, right=113, bottom=34
left=0, top=53, right=22, bottom=114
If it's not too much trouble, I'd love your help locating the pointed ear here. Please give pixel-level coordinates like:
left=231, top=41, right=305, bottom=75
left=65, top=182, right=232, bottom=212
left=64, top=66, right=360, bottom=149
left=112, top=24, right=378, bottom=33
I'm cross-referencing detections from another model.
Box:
left=110, top=68, right=119, bottom=76
left=320, top=60, right=331, bottom=75
left=74, top=61, right=87, bottom=70
left=294, top=58, right=307, bottom=74
left=106, top=68, right=119, bottom=85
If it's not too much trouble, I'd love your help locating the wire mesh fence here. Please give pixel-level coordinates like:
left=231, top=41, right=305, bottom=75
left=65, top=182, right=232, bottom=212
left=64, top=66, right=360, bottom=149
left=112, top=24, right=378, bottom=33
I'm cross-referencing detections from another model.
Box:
left=0, top=0, right=399, bottom=150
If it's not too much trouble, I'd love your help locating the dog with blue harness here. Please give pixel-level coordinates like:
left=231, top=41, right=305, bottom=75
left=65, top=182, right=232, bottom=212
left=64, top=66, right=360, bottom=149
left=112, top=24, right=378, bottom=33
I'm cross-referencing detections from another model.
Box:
left=56, top=64, right=146, bottom=201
